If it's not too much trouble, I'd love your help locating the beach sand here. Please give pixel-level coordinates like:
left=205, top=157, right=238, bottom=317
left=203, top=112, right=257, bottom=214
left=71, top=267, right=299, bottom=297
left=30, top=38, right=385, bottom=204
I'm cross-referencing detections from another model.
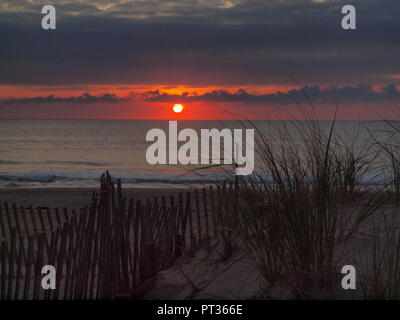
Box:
left=0, top=186, right=192, bottom=210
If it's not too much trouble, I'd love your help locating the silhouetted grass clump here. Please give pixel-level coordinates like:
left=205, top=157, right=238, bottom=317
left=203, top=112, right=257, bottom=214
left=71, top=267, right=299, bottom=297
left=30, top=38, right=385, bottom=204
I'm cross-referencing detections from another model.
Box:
left=230, top=119, right=383, bottom=298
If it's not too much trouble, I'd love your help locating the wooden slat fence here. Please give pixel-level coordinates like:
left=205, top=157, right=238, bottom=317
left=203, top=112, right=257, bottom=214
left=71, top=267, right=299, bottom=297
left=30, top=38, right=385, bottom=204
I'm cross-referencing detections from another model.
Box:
left=0, top=172, right=238, bottom=299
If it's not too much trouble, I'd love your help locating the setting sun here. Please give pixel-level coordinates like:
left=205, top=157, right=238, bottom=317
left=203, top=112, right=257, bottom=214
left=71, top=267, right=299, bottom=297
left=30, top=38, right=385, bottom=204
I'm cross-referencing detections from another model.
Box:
left=172, top=104, right=184, bottom=113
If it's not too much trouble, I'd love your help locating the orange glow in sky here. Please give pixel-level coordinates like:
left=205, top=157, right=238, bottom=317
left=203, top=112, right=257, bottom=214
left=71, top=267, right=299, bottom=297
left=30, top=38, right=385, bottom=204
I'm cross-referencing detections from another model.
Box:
left=1, top=84, right=397, bottom=120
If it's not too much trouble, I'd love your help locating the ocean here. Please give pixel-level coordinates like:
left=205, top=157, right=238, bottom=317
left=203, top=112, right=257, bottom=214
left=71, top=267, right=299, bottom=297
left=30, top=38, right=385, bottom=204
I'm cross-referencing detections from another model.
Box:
left=0, top=119, right=388, bottom=188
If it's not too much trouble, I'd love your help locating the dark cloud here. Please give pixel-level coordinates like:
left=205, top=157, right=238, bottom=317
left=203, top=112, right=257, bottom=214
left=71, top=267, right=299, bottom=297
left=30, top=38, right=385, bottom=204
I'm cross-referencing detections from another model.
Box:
left=2, top=93, right=131, bottom=105
left=0, top=0, right=399, bottom=87
left=4, top=84, right=399, bottom=106
left=141, top=84, right=400, bottom=105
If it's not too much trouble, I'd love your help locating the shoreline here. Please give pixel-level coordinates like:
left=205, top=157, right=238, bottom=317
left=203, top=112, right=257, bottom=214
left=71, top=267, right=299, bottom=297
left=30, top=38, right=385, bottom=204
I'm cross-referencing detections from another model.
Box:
left=0, top=186, right=192, bottom=210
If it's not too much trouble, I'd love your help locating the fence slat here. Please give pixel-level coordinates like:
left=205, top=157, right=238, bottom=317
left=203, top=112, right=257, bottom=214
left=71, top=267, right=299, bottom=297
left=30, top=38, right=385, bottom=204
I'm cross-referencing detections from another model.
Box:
left=37, top=208, right=46, bottom=234
left=1, top=241, right=7, bottom=299
left=12, top=204, right=22, bottom=239
left=23, top=236, right=34, bottom=300
left=20, top=205, right=30, bottom=238
left=33, top=233, right=45, bottom=300
left=46, top=208, right=54, bottom=233
left=194, top=189, right=202, bottom=242
left=14, top=238, right=24, bottom=300
left=4, top=203, right=13, bottom=237
left=0, top=206, right=6, bottom=240
left=29, top=206, right=39, bottom=238
left=7, top=228, right=17, bottom=299
left=202, top=188, right=210, bottom=240
left=209, top=186, right=217, bottom=237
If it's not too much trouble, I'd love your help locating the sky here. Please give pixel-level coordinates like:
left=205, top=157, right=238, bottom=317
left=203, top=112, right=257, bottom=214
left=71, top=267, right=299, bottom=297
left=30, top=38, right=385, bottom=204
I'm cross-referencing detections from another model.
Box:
left=0, top=0, right=399, bottom=119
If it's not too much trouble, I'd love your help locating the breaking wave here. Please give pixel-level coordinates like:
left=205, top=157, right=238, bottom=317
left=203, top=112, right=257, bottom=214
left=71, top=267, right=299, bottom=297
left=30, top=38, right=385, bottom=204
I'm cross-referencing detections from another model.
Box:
left=0, top=170, right=229, bottom=187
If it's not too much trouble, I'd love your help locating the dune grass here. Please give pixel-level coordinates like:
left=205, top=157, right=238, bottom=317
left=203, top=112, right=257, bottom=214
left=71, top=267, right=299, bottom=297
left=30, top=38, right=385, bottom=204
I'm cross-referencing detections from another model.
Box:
left=192, top=98, right=400, bottom=298
left=356, top=212, right=400, bottom=299
left=226, top=119, right=385, bottom=298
